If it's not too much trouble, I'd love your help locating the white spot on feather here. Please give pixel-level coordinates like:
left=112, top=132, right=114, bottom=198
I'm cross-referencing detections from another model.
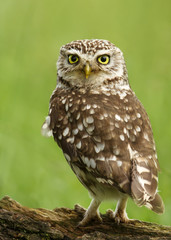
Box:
left=42, top=123, right=48, bottom=129
left=86, top=116, right=94, bottom=124
left=152, top=174, right=158, bottom=182
left=93, top=104, right=98, bottom=108
left=90, top=109, right=95, bottom=114
left=63, top=127, right=69, bottom=136
left=120, top=134, right=125, bottom=141
left=144, top=132, right=150, bottom=141
left=62, top=99, right=66, bottom=104
left=86, top=104, right=91, bottom=109
left=84, top=157, right=90, bottom=167
left=137, top=176, right=151, bottom=187
left=123, top=128, right=128, bottom=135
left=137, top=113, right=141, bottom=118
left=83, top=118, right=88, bottom=128
left=124, top=114, right=130, bottom=122
left=76, top=112, right=80, bottom=120
left=117, top=160, right=122, bottom=167
left=115, top=114, right=121, bottom=121
left=65, top=103, right=69, bottom=111
left=94, top=142, right=105, bottom=153
left=154, top=160, right=158, bottom=168
left=113, top=148, right=120, bottom=156
left=108, top=180, right=114, bottom=185
left=136, top=126, right=141, bottom=132
left=90, top=158, right=96, bottom=169
left=145, top=202, right=153, bottom=210
left=127, top=144, right=139, bottom=159
left=98, top=156, right=105, bottom=161
left=58, top=134, right=62, bottom=140
left=98, top=115, right=104, bottom=120
left=93, top=136, right=102, bottom=142
left=103, top=112, right=108, bottom=118
left=82, top=133, right=89, bottom=138
left=86, top=125, right=95, bottom=134
left=96, top=178, right=108, bottom=184
left=67, top=136, right=74, bottom=143
left=45, top=116, right=50, bottom=125
left=64, top=153, right=71, bottom=162
left=118, top=91, right=127, bottom=99
left=78, top=123, right=83, bottom=131
left=76, top=141, right=82, bottom=149
left=41, top=116, right=52, bottom=137
left=137, top=165, right=150, bottom=174
left=72, top=128, right=79, bottom=135
left=106, top=156, right=117, bottom=161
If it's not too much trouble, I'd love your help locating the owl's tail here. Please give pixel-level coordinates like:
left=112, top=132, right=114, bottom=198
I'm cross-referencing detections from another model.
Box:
left=145, top=193, right=165, bottom=214
left=131, top=158, right=164, bottom=214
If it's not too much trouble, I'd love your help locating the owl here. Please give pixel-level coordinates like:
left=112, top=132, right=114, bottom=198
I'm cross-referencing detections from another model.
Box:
left=42, top=39, right=164, bottom=226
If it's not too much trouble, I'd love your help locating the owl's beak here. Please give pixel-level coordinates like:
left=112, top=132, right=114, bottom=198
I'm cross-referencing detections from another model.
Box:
left=84, top=62, right=91, bottom=79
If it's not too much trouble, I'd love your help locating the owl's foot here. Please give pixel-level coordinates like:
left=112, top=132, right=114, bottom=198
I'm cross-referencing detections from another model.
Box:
left=106, top=209, right=141, bottom=224
left=77, top=198, right=102, bottom=226
left=106, top=197, right=132, bottom=224
left=78, top=211, right=102, bottom=226
left=106, top=209, right=130, bottom=224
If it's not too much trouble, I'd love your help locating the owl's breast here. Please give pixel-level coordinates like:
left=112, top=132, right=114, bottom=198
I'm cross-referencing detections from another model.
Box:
left=50, top=88, right=131, bottom=156
left=50, top=87, right=153, bottom=156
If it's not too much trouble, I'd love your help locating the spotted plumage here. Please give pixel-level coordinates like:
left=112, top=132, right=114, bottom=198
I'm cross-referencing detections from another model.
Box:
left=42, top=39, right=164, bottom=225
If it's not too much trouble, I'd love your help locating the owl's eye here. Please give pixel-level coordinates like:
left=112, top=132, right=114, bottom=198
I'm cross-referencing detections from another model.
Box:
left=97, top=55, right=110, bottom=65
left=68, top=54, right=79, bottom=64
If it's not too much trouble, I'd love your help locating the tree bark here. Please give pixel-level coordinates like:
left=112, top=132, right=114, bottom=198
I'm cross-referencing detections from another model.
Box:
left=0, top=196, right=170, bottom=240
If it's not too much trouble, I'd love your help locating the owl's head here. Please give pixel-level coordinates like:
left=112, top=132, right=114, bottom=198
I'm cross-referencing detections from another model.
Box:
left=57, top=39, right=128, bottom=89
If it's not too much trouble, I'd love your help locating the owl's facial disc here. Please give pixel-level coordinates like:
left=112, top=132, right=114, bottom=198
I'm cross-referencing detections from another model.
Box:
left=57, top=40, right=128, bottom=88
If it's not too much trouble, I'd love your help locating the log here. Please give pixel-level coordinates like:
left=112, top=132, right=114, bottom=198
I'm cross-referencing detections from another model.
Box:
left=0, top=196, right=170, bottom=239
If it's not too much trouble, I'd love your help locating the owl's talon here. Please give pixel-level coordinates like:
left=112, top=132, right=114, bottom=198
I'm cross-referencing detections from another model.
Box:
left=78, top=213, right=102, bottom=227
left=107, top=209, right=138, bottom=224
left=107, top=210, right=130, bottom=224
left=114, top=212, right=130, bottom=224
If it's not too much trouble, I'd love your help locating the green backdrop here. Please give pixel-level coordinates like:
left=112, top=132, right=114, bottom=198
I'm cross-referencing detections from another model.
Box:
left=0, top=0, right=171, bottom=226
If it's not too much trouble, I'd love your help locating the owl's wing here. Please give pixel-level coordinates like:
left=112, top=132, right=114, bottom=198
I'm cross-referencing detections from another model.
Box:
left=85, top=93, right=164, bottom=214
left=124, top=97, right=164, bottom=214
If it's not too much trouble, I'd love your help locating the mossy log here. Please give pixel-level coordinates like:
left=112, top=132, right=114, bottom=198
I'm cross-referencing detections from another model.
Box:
left=0, top=196, right=170, bottom=239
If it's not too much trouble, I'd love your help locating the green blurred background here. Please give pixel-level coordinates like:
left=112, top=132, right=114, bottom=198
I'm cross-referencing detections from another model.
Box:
left=0, top=0, right=171, bottom=226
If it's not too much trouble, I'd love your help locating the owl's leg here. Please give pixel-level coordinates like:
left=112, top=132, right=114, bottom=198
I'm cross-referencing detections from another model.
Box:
left=114, top=197, right=129, bottom=223
left=107, top=197, right=129, bottom=224
left=78, top=198, right=102, bottom=226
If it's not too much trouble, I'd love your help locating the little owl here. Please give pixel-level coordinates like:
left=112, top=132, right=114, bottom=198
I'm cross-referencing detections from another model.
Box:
left=42, top=39, right=164, bottom=225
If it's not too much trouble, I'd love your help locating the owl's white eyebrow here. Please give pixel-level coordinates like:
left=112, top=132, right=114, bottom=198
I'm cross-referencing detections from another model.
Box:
left=66, top=49, right=81, bottom=56
left=94, top=49, right=112, bottom=58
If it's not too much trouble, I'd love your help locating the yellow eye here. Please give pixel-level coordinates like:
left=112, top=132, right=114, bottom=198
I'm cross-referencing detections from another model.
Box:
left=97, top=55, right=110, bottom=65
left=68, top=54, right=79, bottom=64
